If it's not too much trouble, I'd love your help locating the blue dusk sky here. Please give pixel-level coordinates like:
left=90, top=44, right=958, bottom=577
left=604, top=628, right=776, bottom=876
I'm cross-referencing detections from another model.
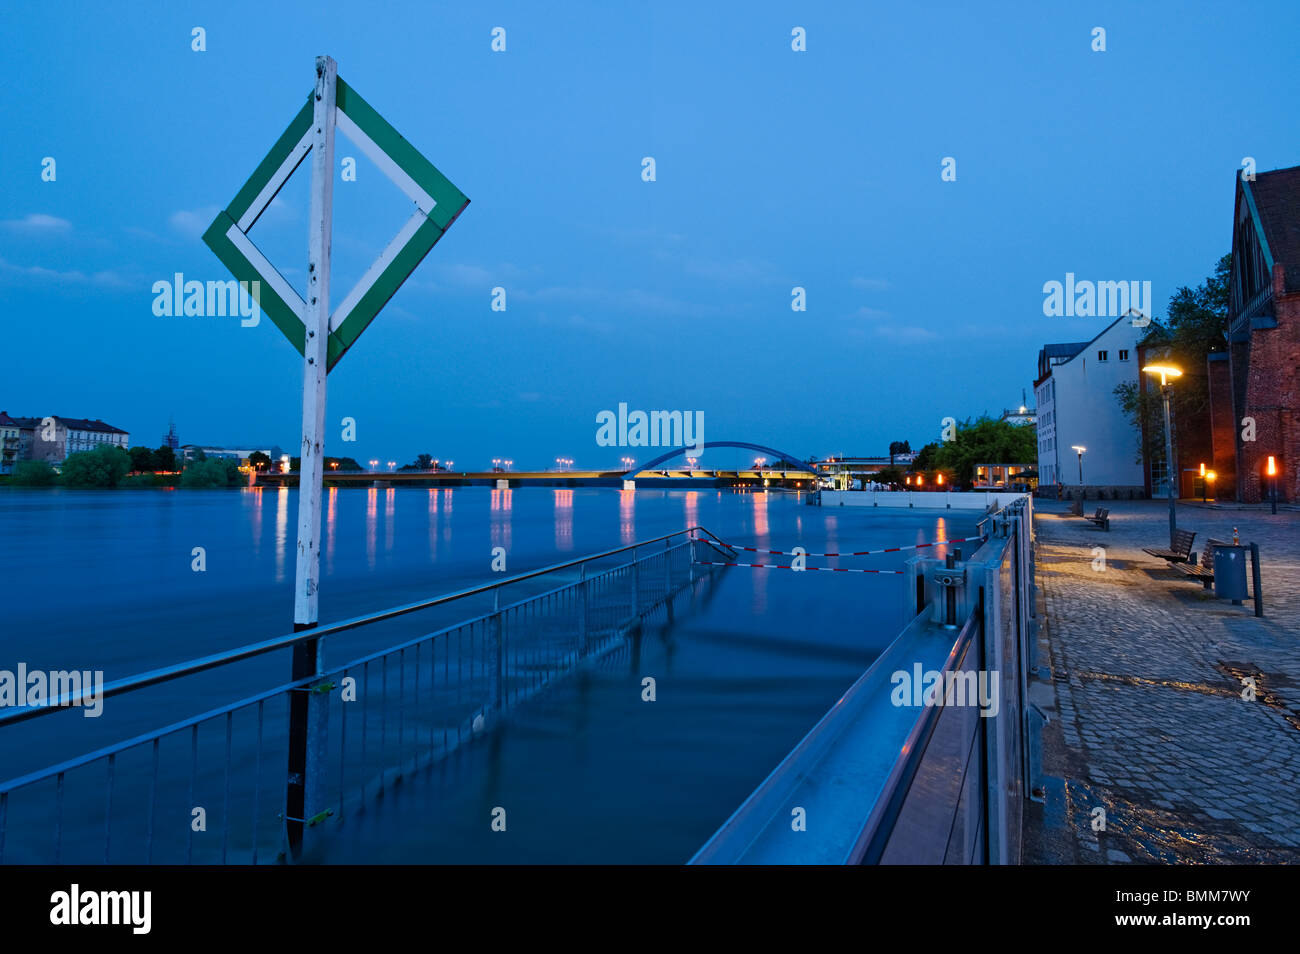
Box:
left=2, top=1, right=1298, bottom=469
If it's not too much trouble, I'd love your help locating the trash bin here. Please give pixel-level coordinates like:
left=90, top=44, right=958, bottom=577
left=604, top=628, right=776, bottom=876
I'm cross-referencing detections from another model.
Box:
left=1212, top=544, right=1249, bottom=604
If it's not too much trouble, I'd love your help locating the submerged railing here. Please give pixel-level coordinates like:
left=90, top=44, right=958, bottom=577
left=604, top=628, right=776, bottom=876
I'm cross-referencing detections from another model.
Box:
left=0, top=527, right=736, bottom=864
left=691, top=495, right=1038, bottom=864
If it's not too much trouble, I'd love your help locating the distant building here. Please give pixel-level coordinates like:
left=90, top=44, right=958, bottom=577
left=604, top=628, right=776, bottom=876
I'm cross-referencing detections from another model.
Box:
left=162, top=418, right=180, bottom=451
left=999, top=402, right=1037, bottom=428
left=1211, top=164, right=1300, bottom=503
left=813, top=453, right=917, bottom=489
left=973, top=463, right=1037, bottom=490
left=180, top=445, right=284, bottom=466
left=1034, top=315, right=1147, bottom=496
left=0, top=413, right=25, bottom=475
left=0, top=413, right=128, bottom=467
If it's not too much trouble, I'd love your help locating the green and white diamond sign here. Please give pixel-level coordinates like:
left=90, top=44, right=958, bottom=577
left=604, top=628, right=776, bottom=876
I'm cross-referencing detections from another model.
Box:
left=202, top=76, right=469, bottom=371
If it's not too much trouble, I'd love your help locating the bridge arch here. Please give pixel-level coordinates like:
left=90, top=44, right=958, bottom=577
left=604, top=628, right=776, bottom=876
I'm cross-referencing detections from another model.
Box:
left=621, top=441, right=810, bottom=478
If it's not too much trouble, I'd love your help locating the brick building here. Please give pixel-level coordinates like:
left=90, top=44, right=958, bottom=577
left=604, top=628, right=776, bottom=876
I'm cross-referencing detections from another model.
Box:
left=0, top=413, right=129, bottom=467
left=1214, top=165, right=1300, bottom=503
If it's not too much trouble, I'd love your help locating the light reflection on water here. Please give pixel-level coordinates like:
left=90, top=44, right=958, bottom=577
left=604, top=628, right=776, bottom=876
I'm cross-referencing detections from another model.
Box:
left=0, top=486, right=979, bottom=864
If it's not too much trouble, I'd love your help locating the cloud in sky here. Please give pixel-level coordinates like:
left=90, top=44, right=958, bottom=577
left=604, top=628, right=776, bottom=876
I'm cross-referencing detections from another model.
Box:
left=2, top=213, right=72, bottom=233
left=168, top=207, right=220, bottom=240
left=0, top=255, right=128, bottom=288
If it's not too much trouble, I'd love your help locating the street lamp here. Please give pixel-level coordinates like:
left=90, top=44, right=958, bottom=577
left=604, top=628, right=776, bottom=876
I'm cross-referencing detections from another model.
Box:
left=369, top=459, right=378, bottom=471
left=1267, top=455, right=1278, bottom=515
left=1206, top=470, right=1216, bottom=504
left=1071, top=445, right=1086, bottom=492
left=1142, top=363, right=1183, bottom=544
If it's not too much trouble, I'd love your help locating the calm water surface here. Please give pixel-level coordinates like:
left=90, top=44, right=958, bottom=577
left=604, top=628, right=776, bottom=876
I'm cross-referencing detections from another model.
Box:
left=0, top=487, right=976, bottom=863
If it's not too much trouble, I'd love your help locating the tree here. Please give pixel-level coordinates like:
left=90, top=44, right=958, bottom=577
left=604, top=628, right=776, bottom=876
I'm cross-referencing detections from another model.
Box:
left=931, top=417, right=1036, bottom=487
left=128, top=446, right=156, bottom=473
left=248, top=450, right=273, bottom=471
left=1160, top=253, right=1231, bottom=419
left=872, top=466, right=905, bottom=487
left=911, top=442, right=940, bottom=472
left=180, top=457, right=240, bottom=488
left=1115, top=254, right=1231, bottom=470
left=154, top=445, right=177, bottom=472
left=888, top=440, right=911, bottom=464
left=60, top=445, right=132, bottom=487
left=10, top=460, right=57, bottom=486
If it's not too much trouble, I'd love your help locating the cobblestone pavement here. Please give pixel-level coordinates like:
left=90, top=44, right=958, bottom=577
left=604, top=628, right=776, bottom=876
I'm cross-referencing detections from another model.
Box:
left=1024, top=499, right=1300, bottom=864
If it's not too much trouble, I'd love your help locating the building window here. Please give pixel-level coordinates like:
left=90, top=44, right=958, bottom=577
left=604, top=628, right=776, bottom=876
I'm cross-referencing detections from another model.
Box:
left=1098, top=350, right=1108, bottom=361
left=1118, top=349, right=1129, bottom=361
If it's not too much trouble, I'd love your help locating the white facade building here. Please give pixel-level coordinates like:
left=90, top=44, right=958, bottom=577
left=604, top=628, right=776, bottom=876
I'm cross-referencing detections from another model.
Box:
left=1034, top=315, right=1146, bottom=494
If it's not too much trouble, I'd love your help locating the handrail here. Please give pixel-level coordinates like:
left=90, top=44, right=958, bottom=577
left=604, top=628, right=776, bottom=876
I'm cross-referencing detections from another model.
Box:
left=0, top=525, right=735, bottom=729
left=848, top=607, right=981, bottom=864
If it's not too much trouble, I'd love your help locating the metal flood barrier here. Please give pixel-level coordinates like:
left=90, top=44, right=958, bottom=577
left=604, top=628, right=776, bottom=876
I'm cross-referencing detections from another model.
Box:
left=0, top=527, right=736, bottom=864
left=691, top=496, right=1039, bottom=864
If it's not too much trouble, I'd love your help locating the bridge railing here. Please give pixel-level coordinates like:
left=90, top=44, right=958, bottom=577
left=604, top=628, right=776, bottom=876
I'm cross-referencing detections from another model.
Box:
left=0, top=527, right=735, bottom=865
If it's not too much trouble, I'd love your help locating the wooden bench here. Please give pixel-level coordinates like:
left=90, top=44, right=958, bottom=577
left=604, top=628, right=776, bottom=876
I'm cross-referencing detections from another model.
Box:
left=1171, top=538, right=1219, bottom=588
left=1085, top=507, right=1110, bottom=531
left=1143, top=528, right=1196, bottom=564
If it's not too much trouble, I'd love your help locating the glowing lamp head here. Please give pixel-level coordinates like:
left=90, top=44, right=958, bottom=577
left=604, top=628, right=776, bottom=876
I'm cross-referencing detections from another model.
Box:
left=1071, top=445, right=1086, bottom=455
left=1142, top=363, right=1183, bottom=387
left=1207, top=470, right=1217, bottom=482
left=937, top=473, right=944, bottom=485
left=1267, top=455, right=1277, bottom=476
left=1200, top=462, right=1206, bottom=477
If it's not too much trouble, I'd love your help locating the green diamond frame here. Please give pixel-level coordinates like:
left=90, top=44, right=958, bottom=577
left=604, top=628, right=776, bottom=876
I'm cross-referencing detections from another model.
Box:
left=202, top=77, right=469, bottom=371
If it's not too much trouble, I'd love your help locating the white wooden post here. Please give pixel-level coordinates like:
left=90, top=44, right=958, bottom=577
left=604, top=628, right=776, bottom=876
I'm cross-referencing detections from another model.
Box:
left=287, top=54, right=337, bottom=862
left=294, top=54, right=337, bottom=629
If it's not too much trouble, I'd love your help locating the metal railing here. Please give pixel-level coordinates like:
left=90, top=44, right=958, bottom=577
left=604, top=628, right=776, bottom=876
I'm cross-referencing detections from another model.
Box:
left=0, top=527, right=736, bottom=864
left=691, top=496, right=1037, bottom=864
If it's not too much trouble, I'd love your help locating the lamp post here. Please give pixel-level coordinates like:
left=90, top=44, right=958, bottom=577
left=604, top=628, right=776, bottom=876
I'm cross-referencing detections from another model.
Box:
left=1071, top=445, right=1086, bottom=498
left=1143, top=363, right=1183, bottom=544
left=1267, top=455, right=1278, bottom=515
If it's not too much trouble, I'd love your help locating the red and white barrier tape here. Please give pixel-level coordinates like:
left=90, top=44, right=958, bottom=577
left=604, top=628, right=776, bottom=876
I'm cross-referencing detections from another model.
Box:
left=711, top=534, right=986, bottom=558
left=693, top=562, right=905, bottom=575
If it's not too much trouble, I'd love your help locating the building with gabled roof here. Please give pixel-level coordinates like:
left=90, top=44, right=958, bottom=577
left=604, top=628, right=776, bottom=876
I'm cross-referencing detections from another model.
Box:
left=1034, top=314, right=1150, bottom=496
left=1217, top=163, right=1300, bottom=503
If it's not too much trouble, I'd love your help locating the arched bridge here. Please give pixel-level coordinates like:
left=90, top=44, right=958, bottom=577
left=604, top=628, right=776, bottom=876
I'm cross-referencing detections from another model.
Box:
left=621, top=441, right=814, bottom=479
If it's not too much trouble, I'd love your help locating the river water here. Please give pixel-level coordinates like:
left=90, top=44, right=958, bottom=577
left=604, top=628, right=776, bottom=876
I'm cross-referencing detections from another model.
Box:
left=0, top=486, right=977, bottom=863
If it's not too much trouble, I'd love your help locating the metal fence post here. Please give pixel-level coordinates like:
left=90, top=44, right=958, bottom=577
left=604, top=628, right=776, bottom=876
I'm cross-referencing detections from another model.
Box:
left=488, top=589, right=503, bottom=711
left=689, top=532, right=697, bottom=585
left=1249, top=543, right=1263, bottom=618
left=664, top=537, right=675, bottom=621
left=631, top=547, right=640, bottom=616
left=577, top=563, right=589, bottom=657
